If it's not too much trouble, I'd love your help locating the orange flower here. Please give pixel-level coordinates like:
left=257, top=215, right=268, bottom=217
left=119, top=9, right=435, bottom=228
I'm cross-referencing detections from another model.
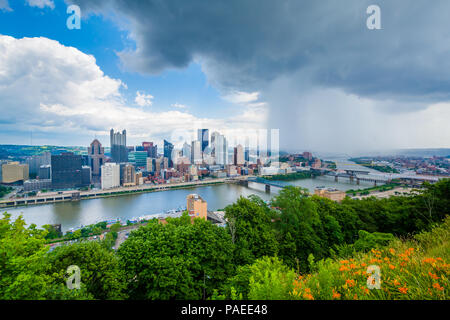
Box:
left=399, top=287, right=408, bottom=294
left=346, top=279, right=356, bottom=288
left=428, top=272, right=439, bottom=280
left=423, top=258, right=436, bottom=264
left=361, top=263, right=367, bottom=267
left=389, top=264, right=395, bottom=270
left=340, top=260, right=349, bottom=265
left=432, top=283, right=444, bottom=291
left=389, top=248, right=396, bottom=255
left=353, top=294, right=358, bottom=300
left=349, top=263, right=357, bottom=269
left=339, top=265, right=349, bottom=272
left=392, top=279, right=401, bottom=286
left=303, top=293, right=314, bottom=300
left=332, top=289, right=341, bottom=299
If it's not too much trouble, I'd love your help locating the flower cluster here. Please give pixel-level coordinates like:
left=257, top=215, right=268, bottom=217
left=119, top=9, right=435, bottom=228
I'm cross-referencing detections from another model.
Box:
left=289, top=244, right=449, bottom=300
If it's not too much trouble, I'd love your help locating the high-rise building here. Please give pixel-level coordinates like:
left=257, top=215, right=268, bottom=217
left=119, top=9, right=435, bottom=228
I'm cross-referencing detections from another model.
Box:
left=121, top=163, right=136, bottom=186
left=51, top=153, right=83, bottom=189
left=81, top=166, right=92, bottom=186
left=101, top=163, right=120, bottom=189
left=197, top=129, right=209, bottom=152
left=146, top=157, right=154, bottom=172
left=38, top=165, right=51, bottom=180
left=210, top=132, right=218, bottom=157
left=182, top=142, right=191, bottom=160
left=164, top=140, right=174, bottom=167
left=142, top=142, right=157, bottom=158
left=110, top=129, right=128, bottom=163
left=234, top=144, right=245, bottom=166
left=191, top=140, right=202, bottom=165
left=128, top=151, right=148, bottom=168
left=212, top=133, right=228, bottom=165
left=1, top=162, right=29, bottom=184
left=87, top=139, right=105, bottom=177
left=187, top=194, right=207, bottom=222
left=143, top=142, right=157, bottom=158
left=26, top=152, right=51, bottom=176
left=155, top=157, right=163, bottom=173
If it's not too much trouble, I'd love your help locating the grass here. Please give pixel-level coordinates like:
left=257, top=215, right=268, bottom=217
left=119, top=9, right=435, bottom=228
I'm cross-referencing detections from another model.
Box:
left=289, top=216, right=450, bottom=300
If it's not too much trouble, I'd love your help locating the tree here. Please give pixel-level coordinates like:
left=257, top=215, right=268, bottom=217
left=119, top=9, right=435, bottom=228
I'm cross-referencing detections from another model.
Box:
left=0, top=214, right=52, bottom=299
left=42, top=224, right=63, bottom=240
left=0, top=213, right=91, bottom=300
left=271, top=187, right=326, bottom=271
left=353, top=230, right=395, bottom=252
left=224, top=195, right=278, bottom=265
left=118, top=217, right=234, bottom=300
left=46, top=241, right=127, bottom=299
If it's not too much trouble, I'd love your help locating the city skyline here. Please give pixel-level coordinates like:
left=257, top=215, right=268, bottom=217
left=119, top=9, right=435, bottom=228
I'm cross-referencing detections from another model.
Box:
left=0, top=0, right=449, bottom=153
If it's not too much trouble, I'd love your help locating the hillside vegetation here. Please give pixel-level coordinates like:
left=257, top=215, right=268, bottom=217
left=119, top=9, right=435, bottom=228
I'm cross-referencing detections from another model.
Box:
left=0, top=179, right=448, bottom=300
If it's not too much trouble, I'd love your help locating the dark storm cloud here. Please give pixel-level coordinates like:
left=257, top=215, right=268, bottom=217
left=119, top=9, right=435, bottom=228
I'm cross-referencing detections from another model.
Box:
left=71, top=0, right=450, bottom=102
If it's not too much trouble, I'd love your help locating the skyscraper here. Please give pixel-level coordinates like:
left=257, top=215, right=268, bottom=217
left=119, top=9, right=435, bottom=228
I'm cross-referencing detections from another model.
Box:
left=142, top=141, right=158, bottom=158
left=213, top=133, right=228, bottom=165
left=51, top=152, right=83, bottom=189
left=182, top=142, right=191, bottom=160
left=101, top=163, right=120, bottom=189
left=128, top=151, right=148, bottom=168
left=87, top=139, right=105, bottom=177
left=121, top=163, right=136, bottom=186
left=164, top=140, right=174, bottom=167
left=234, top=144, right=245, bottom=166
left=26, top=152, right=50, bottom=176
left=191, top=140, right=202, bottom=165
left=110, top=129, right=128, bottom=163
left=197, top=129, right=209, bottom=152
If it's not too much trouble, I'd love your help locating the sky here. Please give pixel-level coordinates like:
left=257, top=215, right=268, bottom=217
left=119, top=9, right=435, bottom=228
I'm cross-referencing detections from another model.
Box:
left=0, top=0, right=449, bottom=153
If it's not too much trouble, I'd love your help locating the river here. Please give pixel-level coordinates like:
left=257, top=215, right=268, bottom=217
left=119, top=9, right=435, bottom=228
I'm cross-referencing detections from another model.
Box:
left=4, top=174, right=374, bottom=232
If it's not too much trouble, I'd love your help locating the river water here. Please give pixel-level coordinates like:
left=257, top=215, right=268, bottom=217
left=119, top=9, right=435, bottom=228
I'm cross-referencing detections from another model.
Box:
left=4, top=174, right=373, bottom=232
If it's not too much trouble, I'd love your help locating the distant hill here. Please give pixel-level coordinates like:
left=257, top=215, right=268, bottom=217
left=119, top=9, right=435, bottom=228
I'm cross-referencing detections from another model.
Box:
left=393, top=148, right=450, bottom=158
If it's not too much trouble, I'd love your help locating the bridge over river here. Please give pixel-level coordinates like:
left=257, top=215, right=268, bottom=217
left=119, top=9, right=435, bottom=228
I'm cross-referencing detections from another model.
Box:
left=236, top=176, right=285, bottom=193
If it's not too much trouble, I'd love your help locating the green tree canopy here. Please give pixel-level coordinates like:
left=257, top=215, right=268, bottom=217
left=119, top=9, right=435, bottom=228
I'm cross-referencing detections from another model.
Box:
left=224, top=195, right=278, bottom=265
left=118, top=216, right=234, bottom=299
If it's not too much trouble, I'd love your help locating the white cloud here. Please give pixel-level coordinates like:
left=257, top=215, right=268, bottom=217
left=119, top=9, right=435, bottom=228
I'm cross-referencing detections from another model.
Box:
left=171, top=103, right=187, bottom=109
left=222, top=91, right=260, bottom=104
left=26, top=0, right=55, bottom=9
left=0, top=0, right=11, bottom=11
left=0, top=35, right=264, bottom=146
left=135, top=91, right=154, bottom=107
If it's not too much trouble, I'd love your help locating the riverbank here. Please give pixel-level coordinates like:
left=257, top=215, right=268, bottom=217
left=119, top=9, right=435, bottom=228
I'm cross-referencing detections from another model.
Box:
left=0, top=177, right=237, bottom=208
left=263, top=171, right=312, bottom=181
left=351, top=186, right=416, bottom=200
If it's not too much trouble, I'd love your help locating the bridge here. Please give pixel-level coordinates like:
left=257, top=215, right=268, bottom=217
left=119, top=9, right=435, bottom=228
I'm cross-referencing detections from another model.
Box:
left=324, top=171, right=389, bottom=186
left=238, top=176, right=286, bottom=193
